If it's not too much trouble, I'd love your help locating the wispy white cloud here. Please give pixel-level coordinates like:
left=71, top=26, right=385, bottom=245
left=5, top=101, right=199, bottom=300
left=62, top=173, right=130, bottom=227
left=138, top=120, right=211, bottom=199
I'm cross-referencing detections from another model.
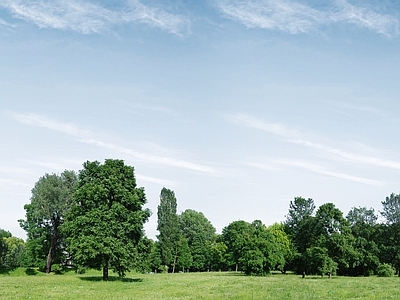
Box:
left=123, top=102, right=178, bottom=116
left=0, top=177, right=31, bottom=187
left=279, top=160, right=383, bottom=186
left=136, top=174, right=177, bottom=187
left=229, top=113, right=400, bottom=171
left=82, top=139, right=218, bottom=174
left=0, top=0, right=190, bottom=35
left=216, top=0, right=324, bottom=34
left=244, top=162, right=281, bottom=171
left=11, top=112, right=91, bottom=137
left=332, top=0, right=398, bottom=36
left=329, top=101, right=387, bottom=117
left=0, top=166, right=36, bottom=176
left=245, top=160, right=383, bottom=186
left=215, top=0, right=398, bottom=36
left=10, top=112, right=218, bottom=174
left=0, top=17, right=14, bottom=27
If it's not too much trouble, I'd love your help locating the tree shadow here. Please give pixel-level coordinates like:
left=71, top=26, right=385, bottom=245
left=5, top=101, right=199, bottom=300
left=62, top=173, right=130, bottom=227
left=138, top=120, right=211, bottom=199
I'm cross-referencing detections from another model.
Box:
left=79, top=276, right=143, bottom=282
left=218, top=272, right=246, bottom=277
left=0, top=268, right=10, bottom=275
left=25, top=268, right=38, bottom=276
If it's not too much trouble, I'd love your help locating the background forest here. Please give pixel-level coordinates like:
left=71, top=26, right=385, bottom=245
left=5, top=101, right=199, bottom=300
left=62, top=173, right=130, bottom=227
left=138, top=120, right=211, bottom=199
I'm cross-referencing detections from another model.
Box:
left=1, top=159, right=400, bottom=279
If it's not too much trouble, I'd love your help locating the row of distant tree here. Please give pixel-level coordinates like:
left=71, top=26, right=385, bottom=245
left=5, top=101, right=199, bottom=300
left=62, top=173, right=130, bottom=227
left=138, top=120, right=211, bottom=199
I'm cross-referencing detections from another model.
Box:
left=1, top=159, right=400, bottom=279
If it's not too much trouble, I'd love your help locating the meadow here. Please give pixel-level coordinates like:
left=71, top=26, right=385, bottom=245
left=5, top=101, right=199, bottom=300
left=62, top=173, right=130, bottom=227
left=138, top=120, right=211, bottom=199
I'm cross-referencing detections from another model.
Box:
left=1, top=269, right=400, bottom=299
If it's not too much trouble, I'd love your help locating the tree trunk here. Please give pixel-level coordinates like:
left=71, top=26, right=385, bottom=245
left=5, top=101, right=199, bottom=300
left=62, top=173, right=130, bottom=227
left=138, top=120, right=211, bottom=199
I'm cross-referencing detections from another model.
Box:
left=46, top=218, right=59, bottom=274
left=172, top=247, right=178, bottom=273
left=103, top=265, right=109, bottom=281
left=235, top=263, right=238, bottom=272
left=172, top=256, right=176, bottom=273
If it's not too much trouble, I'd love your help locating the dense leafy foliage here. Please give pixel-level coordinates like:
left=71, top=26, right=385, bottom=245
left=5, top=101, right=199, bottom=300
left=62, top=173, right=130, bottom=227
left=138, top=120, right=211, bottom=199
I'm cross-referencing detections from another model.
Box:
left=179, top=209, right=216, bottom=272
left=19, top=170, right=77, bottom=273
left=156, top=188, right=179, bottom=273
left=62, top=159, right=150, bottom=280
left=12, top=160, right=400, bottom=277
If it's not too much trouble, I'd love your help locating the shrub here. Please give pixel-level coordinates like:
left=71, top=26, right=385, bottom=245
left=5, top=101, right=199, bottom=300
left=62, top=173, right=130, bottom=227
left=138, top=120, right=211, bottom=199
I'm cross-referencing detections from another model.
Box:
left=52, top=264, right=63, bottom=275
left=75, top=266, right=86, bottom=274
left=377, top=263, right=394, bottom=277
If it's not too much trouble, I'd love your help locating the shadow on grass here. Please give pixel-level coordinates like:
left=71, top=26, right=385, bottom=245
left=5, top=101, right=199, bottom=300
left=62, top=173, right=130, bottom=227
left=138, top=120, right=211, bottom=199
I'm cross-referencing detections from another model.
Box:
left=0, top=268, right=10, bottom=275
left=79, top=276, right=143, bottom=282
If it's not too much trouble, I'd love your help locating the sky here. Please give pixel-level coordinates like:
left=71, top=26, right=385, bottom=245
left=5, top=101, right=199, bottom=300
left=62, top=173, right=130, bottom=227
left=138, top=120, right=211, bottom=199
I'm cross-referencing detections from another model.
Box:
left=1, top=0, right=400, bottom=240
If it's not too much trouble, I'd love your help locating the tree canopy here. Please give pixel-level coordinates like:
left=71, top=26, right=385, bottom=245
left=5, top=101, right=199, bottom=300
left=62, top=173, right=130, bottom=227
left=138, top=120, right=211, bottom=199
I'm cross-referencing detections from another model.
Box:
left=156, top=187, right=179, bottom=273
left=62, top=159, right=150, bottom=281
left=19, top=170, right=77, bottom=273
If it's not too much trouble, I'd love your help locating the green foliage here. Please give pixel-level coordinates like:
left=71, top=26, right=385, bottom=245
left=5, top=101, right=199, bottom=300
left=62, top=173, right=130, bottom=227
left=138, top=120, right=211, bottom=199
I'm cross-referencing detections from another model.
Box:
left=377, top=263, right=395, bottom=277
left=19, top=204, right=51, bottom=269
left=347, top=206, right=377, bottom=228
left=51, top=264, right=63, bottom=275
left=268, top=223, right=294, bottom=272
left=148, top=242, right=162, bottom=273
left=133, top=237, right=154, bottom=273
left=62, top=159, right=150, bottom=281
left=305, top=247, right=337, bottom=276
left=284, top=197, right=315, bottom=237
left=222, top=220, right=285, bottom=276
left=0, top=230, right=27, bottom=271
left=210, top=242, right=228, bottom=271
left=222, top=220, right=253, bottom=271
left=381, top=193, right=400, bottom=225
left=19, top=170, right=77, bottom=273
left=315, top=203, right=350, bottom=236
left=240, top=249, right=265, bottom=276
left=157, top=188, right=179, bottom=272
left=179, top=209, right=216, bottom=272
left=2, top=237, right=26, bottom=269
left=176, top=236, right=192, bottom=272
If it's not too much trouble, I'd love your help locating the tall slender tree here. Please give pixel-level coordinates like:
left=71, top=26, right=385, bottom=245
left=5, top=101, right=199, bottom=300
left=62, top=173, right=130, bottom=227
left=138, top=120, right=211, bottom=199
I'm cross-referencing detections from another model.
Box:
left=157, top=188, right=179, bottom=273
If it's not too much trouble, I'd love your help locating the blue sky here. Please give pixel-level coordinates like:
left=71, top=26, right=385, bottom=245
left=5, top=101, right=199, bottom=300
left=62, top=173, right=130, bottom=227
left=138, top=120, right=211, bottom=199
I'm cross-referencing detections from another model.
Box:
left=1, top=0, right=400, bottom=239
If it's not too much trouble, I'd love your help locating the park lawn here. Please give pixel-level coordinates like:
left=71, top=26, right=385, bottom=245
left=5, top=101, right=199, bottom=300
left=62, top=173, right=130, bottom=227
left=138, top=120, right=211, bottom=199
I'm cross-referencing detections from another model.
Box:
left=1, top=269, right=400, bottom=299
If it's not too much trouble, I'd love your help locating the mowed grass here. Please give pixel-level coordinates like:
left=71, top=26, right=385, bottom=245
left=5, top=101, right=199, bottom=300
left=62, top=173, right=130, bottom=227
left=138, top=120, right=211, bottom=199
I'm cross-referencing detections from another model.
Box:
left=1, top=269, right=400, bottom=299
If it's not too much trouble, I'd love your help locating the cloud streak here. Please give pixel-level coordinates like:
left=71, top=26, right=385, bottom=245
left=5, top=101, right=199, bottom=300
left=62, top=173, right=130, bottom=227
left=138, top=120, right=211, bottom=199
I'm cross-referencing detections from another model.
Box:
left=0, top=0, right=190, bottom=35
left=216, top=0, right=399, bottom=36
left=10, top=112, right=218, bottom=174
left=229, top=113, right=400, bottom=171
left=279, top=160, right=382, bottom=186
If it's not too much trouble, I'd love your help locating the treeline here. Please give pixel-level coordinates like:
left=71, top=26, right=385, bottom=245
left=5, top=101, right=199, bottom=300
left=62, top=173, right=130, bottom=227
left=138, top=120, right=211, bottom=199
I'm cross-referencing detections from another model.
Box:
left=1, top=159, right=400, bottom=279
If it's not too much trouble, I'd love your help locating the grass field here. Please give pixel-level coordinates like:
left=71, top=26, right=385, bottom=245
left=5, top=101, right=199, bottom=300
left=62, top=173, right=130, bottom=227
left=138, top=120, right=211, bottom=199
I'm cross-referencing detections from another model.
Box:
left=1, top=268, right=400, bottom=299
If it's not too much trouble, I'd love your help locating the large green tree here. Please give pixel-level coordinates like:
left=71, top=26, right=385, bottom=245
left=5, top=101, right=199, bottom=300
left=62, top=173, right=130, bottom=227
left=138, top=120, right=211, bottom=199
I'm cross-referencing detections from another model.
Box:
left=157, top=188, right=179, bottom=273
left=62, top=159, right=150, bottom=281
left=19, top=170, right=77, bottom=273
left=346, top=207, right=379, bottom=276
left=222, top=220, right=253, bottom=272
left=179, top=209, right=216, bottom=272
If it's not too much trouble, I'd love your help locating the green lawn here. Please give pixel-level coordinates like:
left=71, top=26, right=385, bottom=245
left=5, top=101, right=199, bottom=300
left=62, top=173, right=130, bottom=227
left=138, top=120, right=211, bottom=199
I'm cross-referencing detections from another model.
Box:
left=1, top=269, right=400, bottom=299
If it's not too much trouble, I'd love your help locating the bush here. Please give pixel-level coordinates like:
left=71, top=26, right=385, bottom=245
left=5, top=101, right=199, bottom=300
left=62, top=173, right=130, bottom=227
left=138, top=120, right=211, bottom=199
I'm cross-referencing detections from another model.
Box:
left=52, top=264, right=63, bottom=275
left=75, top=266, right=86, bottom=274
left=377, top=263, right=394, bottom=277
